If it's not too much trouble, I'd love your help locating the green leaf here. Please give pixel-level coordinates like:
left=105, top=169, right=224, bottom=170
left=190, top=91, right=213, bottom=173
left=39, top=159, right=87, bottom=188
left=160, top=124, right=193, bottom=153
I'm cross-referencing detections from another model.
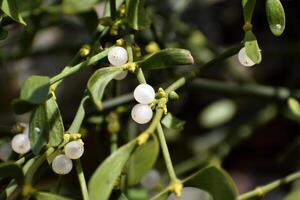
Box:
left=126, top=0, right=151, bottom=30
left=34, top=192, right=72, bottom=200
left=87, top=67, right=124, bottom=110
left=12, top=99, right=36, bottom=114
left=199, top=99, right=236, bottom=129
left=242, top=0, right=256, bottom=22
left=287, top=98, right=300, bottom=118
left=284, top=187, right=300, bottom=200
left=161, top=113, right=185, bottom=130
left=20, top=75, right=50, bottom=104
left=127, top=135, right=159, bottom=186
left=184, top=166, right=238, bottom=200
left=29, top=96, right=64, bottom=155
left=62, top=0, right=99, bottom=14
left=0, top=162, right=24, bottom=185
left=138, top=48, right=194, bottom=69
left=0, top=0, right=26, bottom=25
left=244, top=31, right=262, bottom=64
left=89, top=140, right=137, bottom=200
left=266, top=0, right=286, bottom=36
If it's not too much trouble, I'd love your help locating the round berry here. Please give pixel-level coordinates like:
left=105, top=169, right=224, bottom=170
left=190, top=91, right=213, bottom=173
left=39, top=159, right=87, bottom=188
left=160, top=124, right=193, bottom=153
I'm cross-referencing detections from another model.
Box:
left=167, top=187, right=212, bottom=200
left=108, top=46, right=128, bottom=66
left=52, top=154, right=73, bottom=175
left=131, top=104, right=153, bottom=124
left=133, top=83, right=155, bottom=104
left=64, top=141, right=84, bottom=160
left=11, top=134, right=31, bottom=154
left=114, top=71, right=128, bottom=80
left=141, top=169, right=161, bottom=190
left=238, top=47, right=255, bottom=67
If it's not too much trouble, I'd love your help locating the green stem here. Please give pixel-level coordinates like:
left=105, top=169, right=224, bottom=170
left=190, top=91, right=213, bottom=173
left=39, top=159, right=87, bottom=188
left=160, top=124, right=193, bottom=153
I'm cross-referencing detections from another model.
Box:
left=238, top=171, right=300, bottom=200
left=189, top=78, right=300, bottom=100
left=75, top=160, right=89, bottom=200
left=50, top=48, right=111, bottom=84
left=110, top=133, right=118, bottom=153
left=109, top=0, right=117, bottom=19
left=68, top=95, right=89, bottom=133
left=156, top=123, right=178, bottom=182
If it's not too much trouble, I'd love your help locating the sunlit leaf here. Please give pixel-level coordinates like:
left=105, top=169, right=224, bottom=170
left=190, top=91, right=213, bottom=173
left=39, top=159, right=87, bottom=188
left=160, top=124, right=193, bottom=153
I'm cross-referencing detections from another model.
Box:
left=287, top=98, right=300, bottom=118
left=0, top=0, right=26, bottom=25
left=126, top=0, right=151, bottom=30
left=266, top=0, right=285, bottom=36
left=242, top=0, right=256, bottom=22
left=244, top=31, right=262, bottom=64
left=34, top=192, right=72, bottom=200
left=284, top=187, right=300, bottom=200
left=161, top=113, right=185, bottom=130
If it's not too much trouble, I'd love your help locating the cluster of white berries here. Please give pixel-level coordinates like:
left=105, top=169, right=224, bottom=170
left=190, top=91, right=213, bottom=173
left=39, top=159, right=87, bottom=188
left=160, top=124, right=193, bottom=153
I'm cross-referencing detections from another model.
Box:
left=11, top=124, right=31, bottom=155
left=238, top=47, right=255, bottom=67
left=131, top=83, right=155, bottom=124
left=52, top=140, right=84, bottom=175
left=108, top=46, right=128, bottom=80
left=167, top=187, right=211, bottom=200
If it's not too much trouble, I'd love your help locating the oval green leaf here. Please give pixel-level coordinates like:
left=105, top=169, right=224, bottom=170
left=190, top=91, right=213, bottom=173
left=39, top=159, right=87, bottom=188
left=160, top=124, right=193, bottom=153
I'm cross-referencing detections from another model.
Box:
left=127, top=135, right=159, bottom=186
left=29, top=96, right=64, bottom=155
left=34, top=191, right=72, bottom=200
left=87, top=67, right=124, bottom=110
left=138, top=48, right=194, bottom=69
left=126, top=0, right=151, bottom=30
left=161, top=113, right=186, bottom=130
left=266, top=0, right=285, bottom=36
left=20, top=75, right=50, bottom=104
left=287, top=98, right=300, bottom=118
left=88, top=139, right=137, bottom=200
left=0, top=162, right=24, bottom=185
left=183, top=166, right=238, bottom=200
left=0, top=0, right=26, bottom=25
left=244, top=31, right=262, bottom=64
left=242, top=0, right=256, bottom=23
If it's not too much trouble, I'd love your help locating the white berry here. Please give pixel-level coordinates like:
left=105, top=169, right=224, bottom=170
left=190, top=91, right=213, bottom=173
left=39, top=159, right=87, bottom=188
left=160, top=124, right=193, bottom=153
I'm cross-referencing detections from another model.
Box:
left=131, top=104, right=153, bottom=124
left=108, top=46, right=128, bottom=66
left=64, top=141, right=84, bottom=160
left=141, top=169, right=161, bottom=190
left=238, top=47, right=255, bottom=67
left=11, top=134, right=31, bottom=154
left=114, top=71, right=128, bottom=80
left=167, top=187, right=212, bottom=200
left=134, top=83, right=155, bottom=104
left=52, top=154, right=73, bottom=175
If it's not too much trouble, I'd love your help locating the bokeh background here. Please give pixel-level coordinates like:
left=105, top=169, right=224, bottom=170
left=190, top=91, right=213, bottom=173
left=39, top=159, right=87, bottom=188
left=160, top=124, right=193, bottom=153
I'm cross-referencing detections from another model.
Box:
left=1, top=0, right=300, bottom=199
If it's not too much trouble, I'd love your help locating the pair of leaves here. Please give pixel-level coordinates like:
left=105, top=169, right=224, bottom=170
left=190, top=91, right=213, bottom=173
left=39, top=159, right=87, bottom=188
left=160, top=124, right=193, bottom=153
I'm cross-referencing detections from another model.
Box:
left=89, top=136, right=159, bottom=200
left=138, top=48, right=194, bottom=69
left=13, top=75, right=51, bottom=114
left=0, top=0, right=26, bottom=25
left=126, top=0, right=151, bottom=30
left=29, top=95, right=64, bottom=155
left=87, top=66, right=124, bottom=110
left=266, top=0, right=285, bottom=36
left=242, top=0, right=256, bottom=23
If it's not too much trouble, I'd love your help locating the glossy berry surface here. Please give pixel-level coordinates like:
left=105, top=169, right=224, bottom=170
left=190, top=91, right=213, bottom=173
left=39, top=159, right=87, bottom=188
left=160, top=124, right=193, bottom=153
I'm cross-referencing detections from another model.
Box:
left=52, top=154, right=73, bottom=175
left=11, top=134, right=31, bottom=154
left=108, top=46, right=128, bottom=66
left=133, top=83, right=155, bottom=104
left=238, top=47, right=255, bottom=67
left=131, top=104, right=153, bottom=124
left=64, top=141, right=84, bottom=160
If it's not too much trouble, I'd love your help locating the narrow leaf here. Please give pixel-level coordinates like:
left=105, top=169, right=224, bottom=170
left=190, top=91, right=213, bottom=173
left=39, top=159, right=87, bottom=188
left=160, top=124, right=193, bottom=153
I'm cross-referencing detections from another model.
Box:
left=20, top=75, right=50, bottom=104
left=62, top=0, right=99, bottom=14
left=0, top=0, right=26, bottom=25
left=128, top=135, right=159, bottom=186
left=287, top=98, right=300, bottom=118
left=34, top=192, right=72, bottom=200
left=138, top=48, right=194, bottom=69
left=87, top=67, right=123, bottom=110
left=184, top=166, right=238, bottom=200
left=126, top=0, right=151, bottom=30
left=242, top=0, right=256, bottom=22
left=88, top=140, right=137, bottom=200
left=266, top=0, right=286, bottom=36
left=244, top=31, right=262, bottom=64
left=0, top=162, right=24, bottom=185
left=161, top=113, right=185, bottom=130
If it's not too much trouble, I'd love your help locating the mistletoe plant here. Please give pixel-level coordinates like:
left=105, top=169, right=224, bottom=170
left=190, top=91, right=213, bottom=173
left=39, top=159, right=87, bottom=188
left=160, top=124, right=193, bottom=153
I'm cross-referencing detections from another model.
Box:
left=1, top=0, right=300, bottom=200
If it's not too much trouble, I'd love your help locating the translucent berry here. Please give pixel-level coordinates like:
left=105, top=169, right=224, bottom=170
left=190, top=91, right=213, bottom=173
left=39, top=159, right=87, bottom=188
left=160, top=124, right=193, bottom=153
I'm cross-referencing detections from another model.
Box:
left=141, top=169, right=161, bottom=190
left=108, top=46, right=128, bottom=66
left=114, top=71, right=128, bottom=80
left=133, top=83, right=155, bottom=104
left=167, top=187, right=212, bottom=200
left=52, top=154, right=73, bottom=175
left=131, top=104, right=153, bottom=124
left=11, top=134, right=31, bottom=154
left=238, top=47, right=255, bottom=67
left=64, top=141, right=84, bottom=160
